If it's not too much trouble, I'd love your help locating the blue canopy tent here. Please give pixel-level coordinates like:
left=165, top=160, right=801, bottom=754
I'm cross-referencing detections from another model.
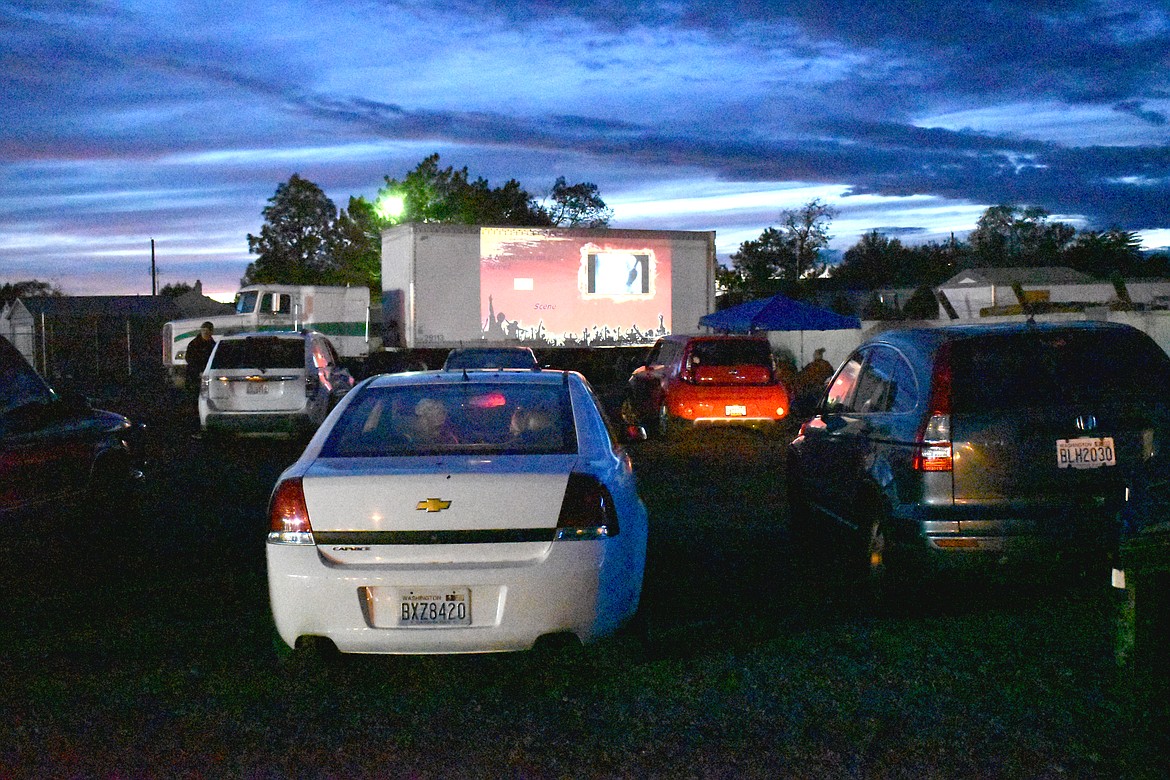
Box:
left=699, top=294, right=860, bottom=332
left=699, top=294, right=861, bottom=365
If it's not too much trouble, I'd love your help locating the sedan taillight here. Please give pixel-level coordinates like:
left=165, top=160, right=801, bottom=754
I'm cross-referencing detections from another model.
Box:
left=555, top=473, right=619, bottom=540
left=268, top=477, right=315, bottom=544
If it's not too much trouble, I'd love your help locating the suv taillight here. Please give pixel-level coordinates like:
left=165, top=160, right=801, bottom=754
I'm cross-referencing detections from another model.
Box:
left=914, top=342, right=954, bottom=472
left=268, top=477, right=315, bottom=544
left=555, top=473, right=619, bottom=540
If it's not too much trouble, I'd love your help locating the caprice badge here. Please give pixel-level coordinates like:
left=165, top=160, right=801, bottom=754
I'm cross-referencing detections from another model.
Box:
left=416, top=498, right=453, bottom=513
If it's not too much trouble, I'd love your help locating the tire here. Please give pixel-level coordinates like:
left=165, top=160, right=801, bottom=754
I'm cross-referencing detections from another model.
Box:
left=853, top=502, right=908, bottom=609
left=273, top=631, right=339, bottom=671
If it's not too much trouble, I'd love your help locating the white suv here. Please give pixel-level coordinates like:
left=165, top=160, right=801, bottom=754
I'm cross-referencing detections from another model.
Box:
left=199, top=331, right=354, bottom=437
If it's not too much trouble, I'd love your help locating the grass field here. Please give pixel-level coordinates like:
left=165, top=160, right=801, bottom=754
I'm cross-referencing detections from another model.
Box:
left=1, top=391, right=1167, bottom=778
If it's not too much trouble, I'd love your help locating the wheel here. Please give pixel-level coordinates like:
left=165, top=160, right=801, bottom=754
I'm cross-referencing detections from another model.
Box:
left=853, top=503, right=908, bottom=608
left=273, top=631, right=339, bottom=670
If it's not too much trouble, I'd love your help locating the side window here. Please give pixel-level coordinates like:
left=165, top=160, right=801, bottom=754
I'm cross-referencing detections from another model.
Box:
left=853, top=347, right=918, bottom=415
left=823, top=354, right=863, bottom=413
left=644, top=341, right=664, bottom=366
left=658, top=341, right=683, bottom=368
left=259, top=293, right=274, bottom=314
left=275, top=295, right=292, bottom=315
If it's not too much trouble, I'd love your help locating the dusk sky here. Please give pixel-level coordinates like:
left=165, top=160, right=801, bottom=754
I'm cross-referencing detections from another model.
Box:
left=3, top=0, right=1169, bottom=300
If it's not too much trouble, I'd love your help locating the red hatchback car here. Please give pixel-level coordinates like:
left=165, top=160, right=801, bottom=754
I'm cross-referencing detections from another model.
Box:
left=624, top=334, right=791, bottom=435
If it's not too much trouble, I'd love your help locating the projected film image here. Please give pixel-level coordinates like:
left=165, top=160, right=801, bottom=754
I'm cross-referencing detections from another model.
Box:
left=480, top=228, right=672, bottom=346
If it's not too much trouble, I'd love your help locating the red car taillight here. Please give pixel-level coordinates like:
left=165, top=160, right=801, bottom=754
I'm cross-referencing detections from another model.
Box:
left=556, top=473, right=619, bottom=540
left=268, top=477, right=316, bottom=544
left=913, top=342, right=953, bottom=472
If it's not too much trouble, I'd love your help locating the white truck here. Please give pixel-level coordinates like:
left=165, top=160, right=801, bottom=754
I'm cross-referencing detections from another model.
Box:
left=163, top=284, right=371, bottom=384
left=381, top=223, right=717, bottom=349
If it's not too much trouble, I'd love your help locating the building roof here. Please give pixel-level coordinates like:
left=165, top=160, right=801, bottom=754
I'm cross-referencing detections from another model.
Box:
left=12, top=295, right=181, bottom=319
left=941, top=267, right=1097, bottom=287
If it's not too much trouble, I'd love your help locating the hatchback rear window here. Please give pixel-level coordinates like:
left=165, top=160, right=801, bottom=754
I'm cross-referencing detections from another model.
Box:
left=321, top=383, right=577, bottom=457
left=210, top=338, right=304, bottom=370
left=687, top=340, right=772, bottom=367
left=950, top=329, right=1170, bottom=412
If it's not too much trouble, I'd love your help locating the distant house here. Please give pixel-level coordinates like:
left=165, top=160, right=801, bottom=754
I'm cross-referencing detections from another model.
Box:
left=0, top=284, right=232, bottom=389
left=936, top=267, right=1170, bottom=319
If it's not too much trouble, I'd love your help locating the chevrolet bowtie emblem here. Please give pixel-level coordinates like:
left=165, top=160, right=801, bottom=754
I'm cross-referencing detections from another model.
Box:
left=416, top=498, right=452, bottom=513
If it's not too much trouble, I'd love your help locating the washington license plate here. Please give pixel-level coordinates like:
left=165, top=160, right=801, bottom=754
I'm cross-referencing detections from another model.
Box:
left=399, top=588, right=471, bottom=626
left=1056, top=437, right=1116, bottom=469
left=725, top=404, right=747, bottom=417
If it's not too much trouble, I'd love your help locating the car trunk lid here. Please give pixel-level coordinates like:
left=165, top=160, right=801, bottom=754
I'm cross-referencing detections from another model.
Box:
left=301, top=454, right=577, bottom=564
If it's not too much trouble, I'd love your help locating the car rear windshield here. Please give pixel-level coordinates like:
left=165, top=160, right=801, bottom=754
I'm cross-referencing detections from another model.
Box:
left=950, top=329, right=1170, bottom=412
left=687, top=339, right=772, bottom=367
left=210, top=338, right=303, bottom=370
left=320, top=382, right=577, bottom=457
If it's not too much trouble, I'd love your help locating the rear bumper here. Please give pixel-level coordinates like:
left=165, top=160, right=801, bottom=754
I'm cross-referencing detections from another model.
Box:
left=666, top=386, right=790, bottom=425
left=888, top=502, right=1123, bottom=574
left=203, top=410, right=311, bottom=434
left=267, top=537, right=642, bottom=654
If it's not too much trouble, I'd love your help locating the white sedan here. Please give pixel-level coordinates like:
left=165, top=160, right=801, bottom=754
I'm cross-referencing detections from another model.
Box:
left=267, top=369, right=648, bottom=655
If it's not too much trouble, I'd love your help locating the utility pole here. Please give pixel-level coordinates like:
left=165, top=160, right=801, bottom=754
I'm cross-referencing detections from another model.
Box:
left=151, top=238, right=157, bottom=295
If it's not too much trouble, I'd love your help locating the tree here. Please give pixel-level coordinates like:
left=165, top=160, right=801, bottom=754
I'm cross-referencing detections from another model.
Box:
left=724, top=199, right=835, bottom=295
left=330, top=196, right=382, bottom=290
left=833, top=230, right=910, bottom=288
left=968, top=204, right=1075, bottom=267
left=778, top=199, right=835, bottom=280
left=1, top=279, right=61, bottom=308
left=545, top=177, right=613, bottom=227
left=1063, top=227, right=1144, bottom=278
left=377, top=154, right=551, bottom=227
left=244, top=174, right=341, bottom=286
left=159, top=282, right=194, bottom=298
left=728, top=226, right=791, bottom=293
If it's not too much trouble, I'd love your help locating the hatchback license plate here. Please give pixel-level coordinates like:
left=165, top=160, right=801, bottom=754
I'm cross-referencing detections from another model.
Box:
left=725, top=404, right=747, bottom=417
left=399, top=588, right=470, bottom=626
left=245, top=382, right=267, bottom=395
left=1056, top=437, right=1115, bottom=469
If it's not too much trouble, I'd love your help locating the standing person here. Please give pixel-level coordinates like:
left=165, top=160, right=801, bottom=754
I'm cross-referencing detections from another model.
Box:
left=794, top=347, right=834, bottom=413
left=185, top=321, right=216, bottom=392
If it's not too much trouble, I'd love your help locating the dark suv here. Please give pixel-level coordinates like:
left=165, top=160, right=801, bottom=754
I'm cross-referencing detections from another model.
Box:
left=787, top=321, right=1170, bottom=586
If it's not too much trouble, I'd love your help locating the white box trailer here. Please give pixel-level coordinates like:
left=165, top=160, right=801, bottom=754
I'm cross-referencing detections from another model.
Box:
left=381, top=223, right=716, bottom=349
left=163, top=284, right=370, bottom=382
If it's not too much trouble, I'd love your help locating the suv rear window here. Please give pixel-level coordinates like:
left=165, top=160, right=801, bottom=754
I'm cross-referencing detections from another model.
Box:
left=211, top=338, right=304, bottom=370
left=688, top=340, right=772, bottom=367
left=950, top=329, right=1170, bottom=412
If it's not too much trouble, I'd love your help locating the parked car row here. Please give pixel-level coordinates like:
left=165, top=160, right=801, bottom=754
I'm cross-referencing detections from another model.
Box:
left=9, top=321, right=1165, bottom=662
